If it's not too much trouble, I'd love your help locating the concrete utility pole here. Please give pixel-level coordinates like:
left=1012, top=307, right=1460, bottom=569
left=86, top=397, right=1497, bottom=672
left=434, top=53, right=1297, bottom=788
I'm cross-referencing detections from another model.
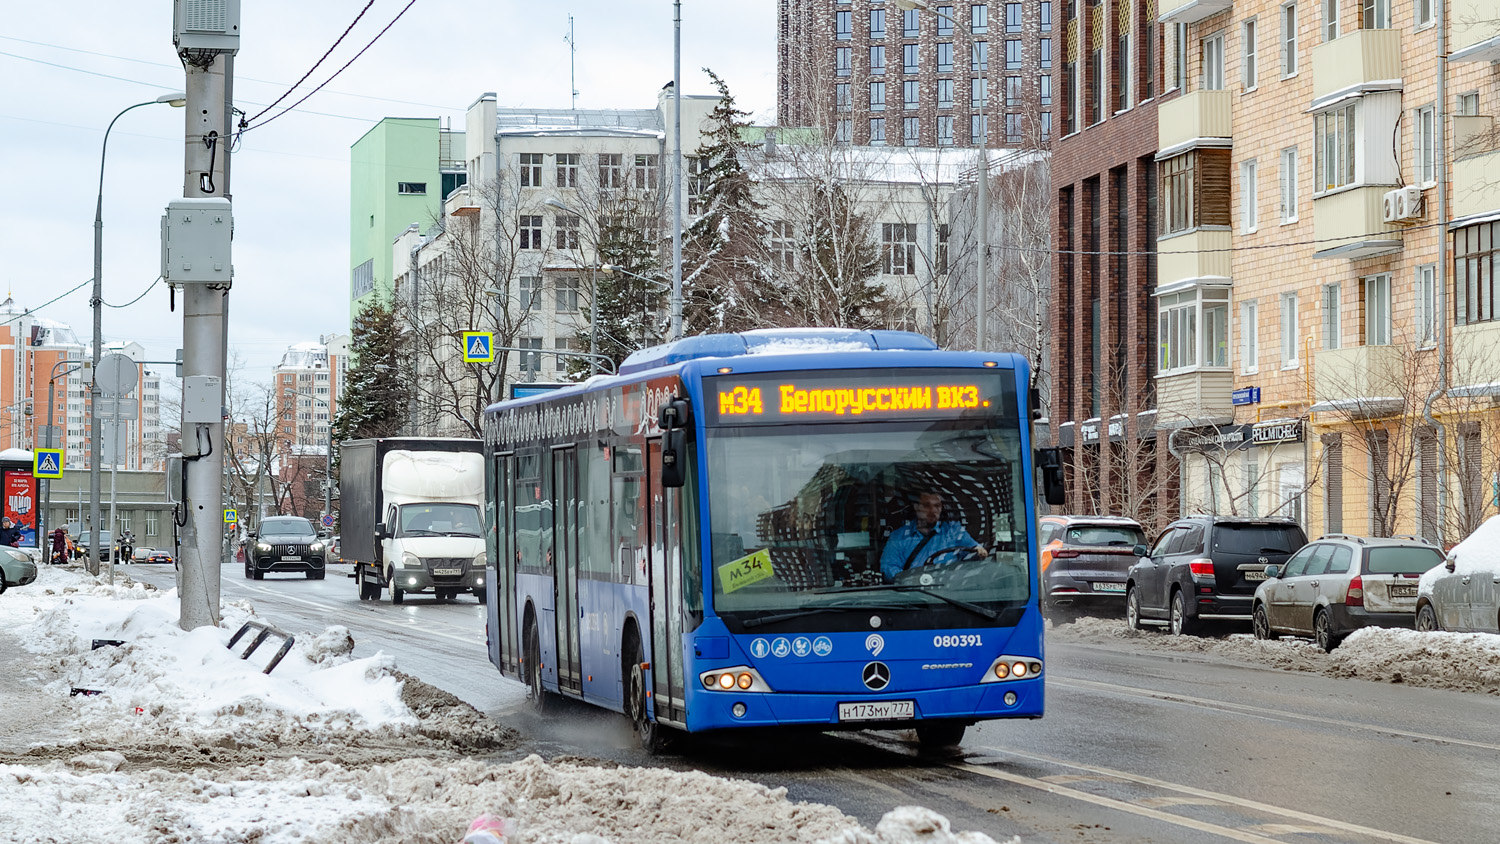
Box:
left=173, top=8, right=238, bottom=629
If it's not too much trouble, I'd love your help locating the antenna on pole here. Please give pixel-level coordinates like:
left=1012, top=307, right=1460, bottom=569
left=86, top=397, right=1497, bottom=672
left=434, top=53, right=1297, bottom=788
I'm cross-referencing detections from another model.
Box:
left=564, top=15, right=578, bottom=109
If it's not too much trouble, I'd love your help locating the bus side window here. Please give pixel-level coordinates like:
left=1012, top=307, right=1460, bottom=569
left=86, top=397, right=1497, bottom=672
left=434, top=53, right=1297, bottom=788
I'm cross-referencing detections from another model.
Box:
left=613, top=474, right=641, bottom=583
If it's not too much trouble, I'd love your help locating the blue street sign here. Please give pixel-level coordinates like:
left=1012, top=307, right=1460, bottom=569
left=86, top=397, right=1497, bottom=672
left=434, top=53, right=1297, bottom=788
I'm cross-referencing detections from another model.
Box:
left=33, top=449, right=63, bottom=479
left=1231, top=386, right=1261, bottom=406
left=462, top=331, right=495, bottom=363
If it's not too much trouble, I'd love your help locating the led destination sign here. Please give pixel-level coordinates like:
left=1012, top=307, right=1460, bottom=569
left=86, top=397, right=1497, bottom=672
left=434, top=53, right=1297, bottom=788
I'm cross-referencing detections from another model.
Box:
left=707, top=369, right=1013, bottom=425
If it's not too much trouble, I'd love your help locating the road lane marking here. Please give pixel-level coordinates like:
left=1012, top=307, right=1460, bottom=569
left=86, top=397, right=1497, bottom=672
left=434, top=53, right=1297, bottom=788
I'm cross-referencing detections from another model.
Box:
left=1052, top=675, right=1500, bottom=753
left=967, top=747, right=1443, bottom=844
left=953, top=763, right=1290, bottom=844
left=1137, top=796, right=1225, bottom=808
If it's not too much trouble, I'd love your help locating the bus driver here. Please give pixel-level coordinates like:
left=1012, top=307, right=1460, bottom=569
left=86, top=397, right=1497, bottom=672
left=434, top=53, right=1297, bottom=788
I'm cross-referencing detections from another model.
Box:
left=879, top=490, right=988, bottom=582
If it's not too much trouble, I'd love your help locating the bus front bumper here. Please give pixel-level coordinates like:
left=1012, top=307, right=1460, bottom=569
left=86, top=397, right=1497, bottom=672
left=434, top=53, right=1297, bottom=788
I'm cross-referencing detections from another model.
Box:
left=682, top=678, right=1044, bottom=733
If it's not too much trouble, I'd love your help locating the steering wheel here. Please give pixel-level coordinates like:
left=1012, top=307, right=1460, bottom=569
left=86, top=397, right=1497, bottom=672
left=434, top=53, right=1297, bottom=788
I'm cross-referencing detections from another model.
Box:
left=924, top=545, right=984, bottom=564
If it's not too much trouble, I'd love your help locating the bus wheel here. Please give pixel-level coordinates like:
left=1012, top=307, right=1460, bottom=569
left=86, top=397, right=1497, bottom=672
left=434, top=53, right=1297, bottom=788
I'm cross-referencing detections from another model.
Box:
left=916, top=720, right=966, bottom=749
left=524, top=620, right=552, bottom=714
left=626, top=637, right=664, bottom=754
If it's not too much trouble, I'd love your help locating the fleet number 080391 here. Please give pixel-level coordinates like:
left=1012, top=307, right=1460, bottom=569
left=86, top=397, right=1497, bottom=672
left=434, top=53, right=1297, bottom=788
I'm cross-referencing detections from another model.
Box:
left=934, top=634, right=983, bottom=647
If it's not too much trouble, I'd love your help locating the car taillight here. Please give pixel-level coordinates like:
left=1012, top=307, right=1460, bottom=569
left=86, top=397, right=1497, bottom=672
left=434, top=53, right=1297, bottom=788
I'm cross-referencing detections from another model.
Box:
left=1188, top=558, right=1215, bottom=577
left=1346, top=575, right=1364, bottom=607
left=1052, top=549, right=1080, bottom=559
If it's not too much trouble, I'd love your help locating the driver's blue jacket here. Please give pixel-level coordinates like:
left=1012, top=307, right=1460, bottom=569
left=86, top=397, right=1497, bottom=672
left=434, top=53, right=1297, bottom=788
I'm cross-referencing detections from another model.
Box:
left=879, top=521, right=982, bottom=582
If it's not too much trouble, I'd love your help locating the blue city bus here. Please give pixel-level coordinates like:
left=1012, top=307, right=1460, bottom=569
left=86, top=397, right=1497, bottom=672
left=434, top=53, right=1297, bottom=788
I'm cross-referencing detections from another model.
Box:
left=482, top=329, right=1063, bottom=751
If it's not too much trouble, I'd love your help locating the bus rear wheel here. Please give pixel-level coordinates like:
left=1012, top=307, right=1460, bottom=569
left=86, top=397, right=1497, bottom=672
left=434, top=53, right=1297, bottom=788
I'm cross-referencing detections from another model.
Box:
left=524, top=620, right=553, bottom=714
left=626, top=636, right=664, bottom=754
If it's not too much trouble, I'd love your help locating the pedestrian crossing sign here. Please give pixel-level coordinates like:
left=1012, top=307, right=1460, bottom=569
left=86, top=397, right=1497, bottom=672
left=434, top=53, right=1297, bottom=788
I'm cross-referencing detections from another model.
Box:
left=33, top=449, right=63, bottom=479
left=224, top=508, right=238, bottom=524
left=462, top=331, right=496, bottom=363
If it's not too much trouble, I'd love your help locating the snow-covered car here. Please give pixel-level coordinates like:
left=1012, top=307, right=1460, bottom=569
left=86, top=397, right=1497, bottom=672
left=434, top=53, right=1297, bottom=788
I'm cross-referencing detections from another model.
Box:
left=1252, top=535, right=1443, bottom=651
left=1417, top=517, right=1500, bottom=633
left=0, top=546, right=38, bottom=594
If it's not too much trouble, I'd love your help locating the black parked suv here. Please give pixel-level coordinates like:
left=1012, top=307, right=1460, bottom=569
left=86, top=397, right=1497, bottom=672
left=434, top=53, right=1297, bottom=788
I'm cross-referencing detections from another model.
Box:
left=245, top=516, right=327, bottom=580
left=1126, top=515, right=1307, bottom=634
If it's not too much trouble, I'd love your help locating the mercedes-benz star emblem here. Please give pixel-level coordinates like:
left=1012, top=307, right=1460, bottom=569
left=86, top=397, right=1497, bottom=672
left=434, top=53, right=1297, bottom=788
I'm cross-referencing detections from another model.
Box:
left=862, top=661, right=890, bottom=691
left=286, top=545, right=296, bottom=556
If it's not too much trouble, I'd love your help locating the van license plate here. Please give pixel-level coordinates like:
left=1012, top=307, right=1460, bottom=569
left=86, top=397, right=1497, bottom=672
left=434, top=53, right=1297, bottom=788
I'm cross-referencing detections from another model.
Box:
left=433, top=568, right=462, bottom=576
left=838, top=700, right=915, bottom=722
left=1389, top=584, right=1418, bottom=597
left=1092, top=582, right=1126, bottom=593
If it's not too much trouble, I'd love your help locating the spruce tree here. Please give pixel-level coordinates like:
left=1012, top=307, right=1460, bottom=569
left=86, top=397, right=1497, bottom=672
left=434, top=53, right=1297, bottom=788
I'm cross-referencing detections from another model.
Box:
left=796, top=181, right=886, bottom=328
left=333, top=295, right=411, bottom=444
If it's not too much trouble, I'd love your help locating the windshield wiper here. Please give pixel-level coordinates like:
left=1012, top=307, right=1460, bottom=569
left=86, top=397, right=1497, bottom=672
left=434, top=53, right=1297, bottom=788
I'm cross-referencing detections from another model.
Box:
left=741, top=605, right=873, bottom=629
left=814, top=585, right=999, bottom=621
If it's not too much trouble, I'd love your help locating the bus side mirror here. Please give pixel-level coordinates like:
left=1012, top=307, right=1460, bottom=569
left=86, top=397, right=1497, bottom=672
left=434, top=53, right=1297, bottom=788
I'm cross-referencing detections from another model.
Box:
left=1037, top=447, right=1065, bottom=506
left=659, top=397, right=691, bottom=489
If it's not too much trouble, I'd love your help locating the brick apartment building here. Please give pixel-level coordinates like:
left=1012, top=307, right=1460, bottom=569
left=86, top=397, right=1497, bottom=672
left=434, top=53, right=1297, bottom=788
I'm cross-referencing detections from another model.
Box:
left=779, top=0, right=1055, bottom=147
left=1050, top=0, right=1172, bottom=526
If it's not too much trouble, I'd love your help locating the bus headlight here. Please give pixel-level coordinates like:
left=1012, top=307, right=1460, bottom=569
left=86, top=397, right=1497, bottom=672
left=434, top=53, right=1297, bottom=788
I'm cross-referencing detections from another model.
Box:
left=980, top=655, right=1042, bottom=683
left=699, top=666, right=773, bottom=693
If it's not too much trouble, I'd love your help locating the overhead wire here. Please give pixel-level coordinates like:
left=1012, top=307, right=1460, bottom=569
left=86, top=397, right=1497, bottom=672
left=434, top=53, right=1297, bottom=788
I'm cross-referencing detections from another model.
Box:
left=102, top=277, right=163, bottom=308
left=241, top=0, right=422, bottom=134
left=0, top=279, right=91, bottom=327
left=241, top=0, right=377, bottom=125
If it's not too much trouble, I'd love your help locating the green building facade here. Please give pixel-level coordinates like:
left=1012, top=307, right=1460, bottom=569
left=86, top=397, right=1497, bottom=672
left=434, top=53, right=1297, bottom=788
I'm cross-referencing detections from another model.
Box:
left=348, top=118, right=465, bottom=319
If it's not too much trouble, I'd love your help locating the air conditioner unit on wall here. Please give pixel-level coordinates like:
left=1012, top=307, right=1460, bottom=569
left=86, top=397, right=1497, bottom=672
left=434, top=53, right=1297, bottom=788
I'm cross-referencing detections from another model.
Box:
left=1382, top=189, right=1401, bottom=222
left=1395, top=186, right=1423, bottom=220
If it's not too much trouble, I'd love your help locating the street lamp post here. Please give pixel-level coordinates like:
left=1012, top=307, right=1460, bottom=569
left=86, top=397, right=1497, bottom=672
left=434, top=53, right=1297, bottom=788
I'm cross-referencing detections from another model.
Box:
left=87, top=92, right=185, bottom=575
left=671, top=0, right=684, bottom=340
left=543, top=197, right=601, bottom=374
left=893, top=0, right=987, bottom=350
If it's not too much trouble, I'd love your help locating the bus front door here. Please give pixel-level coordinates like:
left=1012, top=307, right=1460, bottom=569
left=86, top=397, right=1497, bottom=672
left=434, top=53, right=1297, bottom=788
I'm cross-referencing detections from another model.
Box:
left=551, top=446, right=582, bottom=695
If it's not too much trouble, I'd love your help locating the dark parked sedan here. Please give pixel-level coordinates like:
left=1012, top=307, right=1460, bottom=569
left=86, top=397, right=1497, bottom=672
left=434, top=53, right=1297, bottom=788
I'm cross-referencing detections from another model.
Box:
left=1038, top=515, right=1145, bottom=609
left=245, top=516, right=327, bottom=580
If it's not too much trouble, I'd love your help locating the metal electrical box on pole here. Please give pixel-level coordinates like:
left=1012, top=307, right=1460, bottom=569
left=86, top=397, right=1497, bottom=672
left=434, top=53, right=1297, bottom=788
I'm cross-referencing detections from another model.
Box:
left=172, top=0, right=237, bottom=632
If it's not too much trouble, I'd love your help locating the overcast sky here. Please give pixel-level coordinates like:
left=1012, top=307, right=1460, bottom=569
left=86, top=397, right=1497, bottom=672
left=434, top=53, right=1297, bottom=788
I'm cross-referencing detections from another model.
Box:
left=2, top=0, right=775, bottom=385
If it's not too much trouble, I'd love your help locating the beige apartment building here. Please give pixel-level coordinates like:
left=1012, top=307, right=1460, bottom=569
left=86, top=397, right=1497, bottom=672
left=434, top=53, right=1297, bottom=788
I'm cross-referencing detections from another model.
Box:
left=1154, top=0, right=1500, bottom=543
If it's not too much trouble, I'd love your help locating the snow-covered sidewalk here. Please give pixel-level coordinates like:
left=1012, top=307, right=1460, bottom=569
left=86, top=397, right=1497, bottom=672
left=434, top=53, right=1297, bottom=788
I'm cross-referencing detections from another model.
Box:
left=1049, top=615, right=1500, bottom=694
left=0, top=566, right=1008, bottom=844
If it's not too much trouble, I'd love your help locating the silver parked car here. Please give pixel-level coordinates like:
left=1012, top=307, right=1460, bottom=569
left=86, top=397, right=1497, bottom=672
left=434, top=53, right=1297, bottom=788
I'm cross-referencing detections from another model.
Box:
left=1252, top=534, right=1442, bottom=651
left=0, top=546, right=39, bottom=594
left=1417, top=518, right=1500, bottom=633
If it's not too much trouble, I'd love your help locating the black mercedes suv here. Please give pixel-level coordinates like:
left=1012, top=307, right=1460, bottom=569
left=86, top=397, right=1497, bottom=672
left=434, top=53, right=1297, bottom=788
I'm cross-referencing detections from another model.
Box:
left=245, top=516, right=327, bottom=580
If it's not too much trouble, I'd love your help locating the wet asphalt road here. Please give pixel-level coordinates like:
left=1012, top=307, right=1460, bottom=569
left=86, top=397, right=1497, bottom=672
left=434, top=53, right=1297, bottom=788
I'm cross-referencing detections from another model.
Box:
left=126, top=562, right=1500, bottom=844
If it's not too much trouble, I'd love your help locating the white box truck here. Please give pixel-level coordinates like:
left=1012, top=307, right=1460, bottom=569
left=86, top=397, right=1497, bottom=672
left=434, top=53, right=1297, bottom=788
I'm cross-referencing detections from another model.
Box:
left=340, top=438, right=486, bottom=604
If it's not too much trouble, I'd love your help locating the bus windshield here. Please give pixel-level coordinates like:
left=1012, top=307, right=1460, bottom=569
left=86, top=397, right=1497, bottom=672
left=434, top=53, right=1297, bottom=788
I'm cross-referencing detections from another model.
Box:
left=707, top=418, right=1032, bottom=630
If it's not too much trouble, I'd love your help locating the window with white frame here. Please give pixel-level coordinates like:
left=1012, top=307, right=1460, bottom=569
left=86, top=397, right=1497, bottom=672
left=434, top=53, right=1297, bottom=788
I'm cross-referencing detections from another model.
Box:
left=1415, top=263, right=1436, bottom=346
left=634, top=154, right=659, bottom=189
left=1364, top=273, right=1391, bottom=345
left=1279, top=147, right=1299, bottom=222
left=519, top=337, right=543, bottom=375
left=687, top=156, right=708, bottom=212
left=555, top=276, right=581, bottom=313
left=1415, top=0, right=1433, bottom=27
left=519, top=153, right=543, bottom=187
left=1242, top=19, right=1259, bottom=89
left=1362, top=0, right=1391, bottom=28
left=1321, top=282, right=1342, bottom=349
left=519, top=214, right=542, bottom=250
left=1281, top=3, right=1299, bottom=77
left=1202, top=33, right=1226, bottom=90
left=1158, top=288, right=1230, bottom=372
left=519, top=276, right=542, bottom=311
left=1241, top=159, right=1259, bottom=232
left=1241, top=300, right=1260, bottom=373
left=1281, top=292, right=1300, bottom=366
left=1414, top=104, right=1436, bottom=186
left=555, top=214, right=580, bottom=250
left=770, top=221, right=796, bottom=271
left=1457, top=92, right=1479, bottom=116
left=598, top=153, right=626, bottom=189
left=1314, top=103, right=1357, bottom=192
left=882, top=223, right=917, bottom=275
left=556, top=153, right=579, bottom=188
left=145, top=511, right=159, bottom=537
left=1322, top=0, right=1339, bottom=41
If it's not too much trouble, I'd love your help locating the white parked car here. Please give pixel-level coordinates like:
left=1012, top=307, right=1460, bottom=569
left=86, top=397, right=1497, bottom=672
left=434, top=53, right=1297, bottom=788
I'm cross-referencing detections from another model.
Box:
left=1418, top=517, right=1500, bottom=634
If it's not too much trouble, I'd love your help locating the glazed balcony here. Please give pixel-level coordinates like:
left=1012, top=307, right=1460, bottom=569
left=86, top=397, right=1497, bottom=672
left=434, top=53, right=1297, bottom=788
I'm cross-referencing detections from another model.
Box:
left=1310, top=29, right=1402, bottom=103
left=1311, top=186, right=1400, bottom=260
left=1158, top=89, right=1233, bottom=155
